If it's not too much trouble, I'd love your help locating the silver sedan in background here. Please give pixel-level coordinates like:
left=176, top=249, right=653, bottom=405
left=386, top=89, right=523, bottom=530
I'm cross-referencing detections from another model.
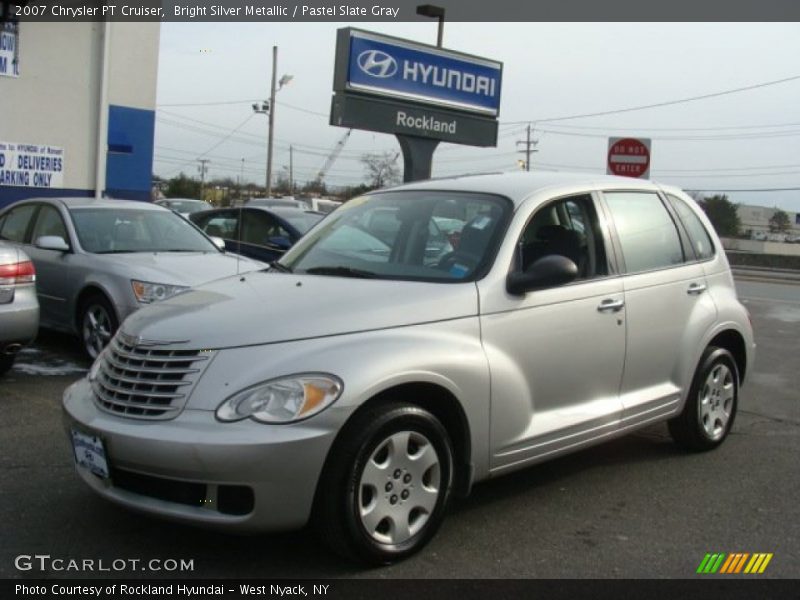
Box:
left=0, top=197, right=264, bottom=358
left=0, top=241, right=39, bottom=375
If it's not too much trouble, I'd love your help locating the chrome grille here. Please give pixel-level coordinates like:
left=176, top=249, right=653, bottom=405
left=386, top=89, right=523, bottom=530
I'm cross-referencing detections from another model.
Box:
left=91, top=334, right=214, bottom=420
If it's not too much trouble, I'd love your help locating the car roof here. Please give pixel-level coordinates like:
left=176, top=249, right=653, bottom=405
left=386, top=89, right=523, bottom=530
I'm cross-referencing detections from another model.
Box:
left=264, top=207, right=324, bottom=217
left=380, top=171, right=674, bottom=207
left=5, top=197, right=170, bottom=212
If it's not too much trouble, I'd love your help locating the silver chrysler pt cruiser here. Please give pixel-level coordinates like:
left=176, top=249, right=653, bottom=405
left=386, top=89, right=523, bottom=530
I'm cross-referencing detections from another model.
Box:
left=63, top=172, right=754, bottom=564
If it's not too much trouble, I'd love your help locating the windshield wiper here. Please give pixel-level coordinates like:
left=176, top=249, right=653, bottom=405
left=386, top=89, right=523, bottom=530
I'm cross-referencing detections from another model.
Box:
left=269, top=261, right=293, bottom=273
left=305, top=266, right=378, bottom=279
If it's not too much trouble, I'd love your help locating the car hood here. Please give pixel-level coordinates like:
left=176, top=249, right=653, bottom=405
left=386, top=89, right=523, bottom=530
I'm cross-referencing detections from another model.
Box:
left=120, top=271, right=478, bottom=349
left=100, top=252, right=264, bottom=286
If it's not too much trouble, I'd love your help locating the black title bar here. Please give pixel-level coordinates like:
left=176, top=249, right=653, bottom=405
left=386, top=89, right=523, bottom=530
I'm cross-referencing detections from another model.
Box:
left=4, top=0, right=800, bottom=22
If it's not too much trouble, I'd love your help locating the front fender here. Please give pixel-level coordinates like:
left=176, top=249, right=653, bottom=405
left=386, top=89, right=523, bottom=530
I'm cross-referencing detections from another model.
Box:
left=187, top=316, right=492, bottom=480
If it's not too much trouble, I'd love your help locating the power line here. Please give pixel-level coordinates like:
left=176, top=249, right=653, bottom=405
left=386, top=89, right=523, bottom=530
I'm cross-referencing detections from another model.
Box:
left=157, top=98, right=260, bottom=107
left=162, top=114, right=255, bottom=177
left=501, top=73, right=800, bottom=124
left=684, top=187, right=800, bottom=192
left=536, top=120, right=800, bottom=132
left=157, top=112, right=393, bottom=156
left=530, top=126, right=800, bottom=141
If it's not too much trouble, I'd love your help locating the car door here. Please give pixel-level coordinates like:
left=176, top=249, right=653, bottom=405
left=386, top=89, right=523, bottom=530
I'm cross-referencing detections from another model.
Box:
left=479, top=193, right=627, bottom=473
left=599, top=190, right=718, bottom=428
left=24, top=204, right=75, bottom=326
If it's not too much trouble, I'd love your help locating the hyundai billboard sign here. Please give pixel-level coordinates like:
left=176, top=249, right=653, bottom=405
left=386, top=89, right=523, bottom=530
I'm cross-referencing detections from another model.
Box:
left=334, top=28, right=503, bottom=117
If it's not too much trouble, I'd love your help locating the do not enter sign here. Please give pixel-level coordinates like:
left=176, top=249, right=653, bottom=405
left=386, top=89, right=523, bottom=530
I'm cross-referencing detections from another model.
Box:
left=607, top=137, right=651, bottom=178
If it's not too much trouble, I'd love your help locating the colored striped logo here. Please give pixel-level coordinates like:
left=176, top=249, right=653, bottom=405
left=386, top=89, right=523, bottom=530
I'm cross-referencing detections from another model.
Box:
left=696, top=553, right=773, bottom=574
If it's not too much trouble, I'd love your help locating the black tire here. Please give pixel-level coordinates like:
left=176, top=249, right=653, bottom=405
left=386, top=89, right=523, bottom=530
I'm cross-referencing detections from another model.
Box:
left=0, top=353, right=14, bottom=376
left=669, top=346, right=739, bottom=452
left=314, top=402, right=454, bottom=565
left=79, top=293, right=119, bottom=360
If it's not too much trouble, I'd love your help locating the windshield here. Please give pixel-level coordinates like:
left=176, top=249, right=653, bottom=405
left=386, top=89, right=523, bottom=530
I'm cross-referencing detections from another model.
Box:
left=278, top=191, right=510, bottom=282
left=70, top=208, right=219, bottom=254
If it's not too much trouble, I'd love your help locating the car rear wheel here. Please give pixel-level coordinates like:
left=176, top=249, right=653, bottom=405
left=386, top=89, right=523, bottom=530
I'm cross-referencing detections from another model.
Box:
left=315, top=402, right=454, bottom=565
left=79, top=294, right=118, bottom=360
left=669, top=346, right=739, bottom=451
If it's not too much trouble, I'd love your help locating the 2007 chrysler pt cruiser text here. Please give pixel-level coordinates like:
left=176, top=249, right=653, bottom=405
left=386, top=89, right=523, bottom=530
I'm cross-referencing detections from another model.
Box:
left=63, top=172, right=754, bottom=564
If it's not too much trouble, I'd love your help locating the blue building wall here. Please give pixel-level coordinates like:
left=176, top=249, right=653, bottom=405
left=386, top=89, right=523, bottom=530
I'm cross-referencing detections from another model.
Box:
left=0, top=104, right=155, bottom=209
left=105, top=105, right=155, bottom=201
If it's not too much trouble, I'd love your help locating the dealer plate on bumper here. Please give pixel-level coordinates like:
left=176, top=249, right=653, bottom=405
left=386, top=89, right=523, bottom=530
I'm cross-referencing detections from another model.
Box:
left=71, top=429, right=109, bottom=479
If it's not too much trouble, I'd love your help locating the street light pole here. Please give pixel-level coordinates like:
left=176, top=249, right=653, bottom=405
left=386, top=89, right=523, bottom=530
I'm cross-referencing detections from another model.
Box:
left=266, top=45, right=278, bottom=197
left=416, top=4, right=445, bottom=47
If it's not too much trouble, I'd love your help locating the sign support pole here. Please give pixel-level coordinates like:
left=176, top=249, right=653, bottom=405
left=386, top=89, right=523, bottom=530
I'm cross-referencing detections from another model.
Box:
left=397, top=135, right=440, bottom=183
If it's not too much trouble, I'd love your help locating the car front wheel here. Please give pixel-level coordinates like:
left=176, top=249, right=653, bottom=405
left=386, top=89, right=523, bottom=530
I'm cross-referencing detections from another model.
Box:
left=315, top=402, right=454, bottom=565
left=669, top=346, right=739, bottom=451
left=79, top=294, right=118, bottom=360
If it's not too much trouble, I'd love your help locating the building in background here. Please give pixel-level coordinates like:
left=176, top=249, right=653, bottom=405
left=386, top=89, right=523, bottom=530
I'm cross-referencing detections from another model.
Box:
left=0, top=20, right=160, bottom=209
left=737, top=204, right=800, bottom=238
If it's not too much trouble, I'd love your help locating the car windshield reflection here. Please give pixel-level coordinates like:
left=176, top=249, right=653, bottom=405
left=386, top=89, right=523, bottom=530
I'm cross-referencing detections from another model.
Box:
left=279, top=191, right=510, bottom=282
left=70, top=208, right=218, bottom=254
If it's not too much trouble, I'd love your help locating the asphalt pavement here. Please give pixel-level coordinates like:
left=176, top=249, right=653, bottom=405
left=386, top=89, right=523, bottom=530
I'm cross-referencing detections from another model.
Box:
left=0, top=278, right=797, bottom=579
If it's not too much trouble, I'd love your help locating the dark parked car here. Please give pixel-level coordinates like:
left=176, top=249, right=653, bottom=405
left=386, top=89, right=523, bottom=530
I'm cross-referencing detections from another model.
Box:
left=189, top=206, right=324, bottom=263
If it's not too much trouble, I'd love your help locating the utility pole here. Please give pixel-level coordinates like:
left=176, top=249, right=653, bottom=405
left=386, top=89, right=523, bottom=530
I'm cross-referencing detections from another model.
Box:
left=197, top=159, right=210, bottom=199
left=516, top=123, right=538, bottom=171
left=266, top=45, right=278, bottom=197
left=289, top=145, right=294, bottom=195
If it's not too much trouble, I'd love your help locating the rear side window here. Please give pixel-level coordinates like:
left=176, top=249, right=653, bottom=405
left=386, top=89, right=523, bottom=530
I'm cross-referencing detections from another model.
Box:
left=32, top=205, right=68, bottom=242
left=667, top=194, right=715, bottom=260
left=0, top=204, right=38, bottom=243
left=603, top=192, right=684, bottom=273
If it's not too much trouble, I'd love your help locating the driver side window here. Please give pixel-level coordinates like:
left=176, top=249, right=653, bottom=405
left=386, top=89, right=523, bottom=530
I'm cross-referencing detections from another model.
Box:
left=518, top=194, right=609, bottom=281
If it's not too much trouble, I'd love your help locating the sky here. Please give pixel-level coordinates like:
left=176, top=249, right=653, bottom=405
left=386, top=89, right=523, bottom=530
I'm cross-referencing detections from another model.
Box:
left=154, top=22, right=800, bottom=212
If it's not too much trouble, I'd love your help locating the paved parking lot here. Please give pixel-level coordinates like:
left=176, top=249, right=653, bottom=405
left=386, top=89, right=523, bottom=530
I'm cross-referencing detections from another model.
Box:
left=1, top=279, right=797, bottom=579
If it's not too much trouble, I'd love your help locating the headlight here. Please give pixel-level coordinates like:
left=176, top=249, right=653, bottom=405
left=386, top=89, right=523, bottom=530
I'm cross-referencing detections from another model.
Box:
left=131, top=280, right=189, bottom=304
left=216, top=374, right=343, bottom=424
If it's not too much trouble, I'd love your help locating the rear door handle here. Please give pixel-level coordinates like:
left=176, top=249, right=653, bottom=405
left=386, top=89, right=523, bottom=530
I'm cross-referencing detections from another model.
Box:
left=597, top=298, right=625, bottom=313
left=687, top=283, right=707, bottom=295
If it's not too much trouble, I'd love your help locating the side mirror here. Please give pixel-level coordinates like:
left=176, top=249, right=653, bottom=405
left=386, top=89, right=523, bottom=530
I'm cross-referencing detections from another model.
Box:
left=209, top=236, right=226, bottom=251
left=507, top=254, right=578, bottom=295
left=35, top=235, right=70, bottom=252
left=266, top=236, right=292, bottom=251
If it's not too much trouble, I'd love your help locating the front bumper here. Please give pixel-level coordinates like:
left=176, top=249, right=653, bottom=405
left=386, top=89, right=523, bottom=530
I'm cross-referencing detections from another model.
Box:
left=62, top=378, right=337, bottom=532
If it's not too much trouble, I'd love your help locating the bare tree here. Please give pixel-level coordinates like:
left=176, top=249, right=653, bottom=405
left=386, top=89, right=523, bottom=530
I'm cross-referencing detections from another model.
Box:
left=361, top=151, right=400, bottom=189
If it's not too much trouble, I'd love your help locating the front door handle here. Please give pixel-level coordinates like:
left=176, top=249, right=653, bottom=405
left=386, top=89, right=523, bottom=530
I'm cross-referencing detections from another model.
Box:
left=597, top=298, right=625, bottom=313
left=687, top=283, right=707, bottom=295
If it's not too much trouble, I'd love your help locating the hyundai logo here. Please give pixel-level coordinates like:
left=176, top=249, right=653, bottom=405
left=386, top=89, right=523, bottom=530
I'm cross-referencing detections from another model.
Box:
left=357, top=50, right=398, bottom=78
